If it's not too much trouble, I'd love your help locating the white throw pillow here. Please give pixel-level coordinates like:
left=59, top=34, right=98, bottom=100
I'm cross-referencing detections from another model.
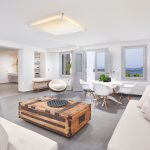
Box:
left=142, top=101, right=150, bottom=122
left=141, top=93, right=150, bottom=113
left=141, top=101, right=150, bottom=113
left=0, top=123, right=8, bottom=150
left=137, top=85, right=150, bottom=109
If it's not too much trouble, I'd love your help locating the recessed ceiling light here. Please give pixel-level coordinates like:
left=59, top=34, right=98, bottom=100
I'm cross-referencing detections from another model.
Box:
left=30, top=13, right=85, bottom=35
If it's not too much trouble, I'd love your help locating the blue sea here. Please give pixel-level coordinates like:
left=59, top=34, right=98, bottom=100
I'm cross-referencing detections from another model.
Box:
left=126, top=67, right=143, bottom=75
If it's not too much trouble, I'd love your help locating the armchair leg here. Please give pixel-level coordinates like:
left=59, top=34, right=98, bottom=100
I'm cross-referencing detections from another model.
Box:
left=119, top=93, right=132, bottom=101
left=104, top=97, right=108, bottom=111
left=128, top=95, right=131, bottom=101
left=119, top=94, right=123, bottom=101
left=91, top=91, right=95, bottom=99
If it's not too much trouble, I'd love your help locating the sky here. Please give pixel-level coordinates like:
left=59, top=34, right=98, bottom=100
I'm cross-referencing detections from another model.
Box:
left=125, top=48, right=144, bottom=68
left=97, top=52, right=105, bottom=69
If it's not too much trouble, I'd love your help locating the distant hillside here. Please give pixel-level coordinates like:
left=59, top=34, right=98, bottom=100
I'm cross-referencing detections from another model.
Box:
left=126, top=67, right=143, bottom=77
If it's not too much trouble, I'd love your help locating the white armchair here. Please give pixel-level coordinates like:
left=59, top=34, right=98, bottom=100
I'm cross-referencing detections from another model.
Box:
left=94, top=83, right=113, bottom=110
left=117, top=83, right=136, bottom=101
left=49, top=79, right=67, bottom=97
left=93, top=83, right=122, bottom=110
left=80, top=79, right=94, bottom=100
left=59, top=78, right=72, bottom=91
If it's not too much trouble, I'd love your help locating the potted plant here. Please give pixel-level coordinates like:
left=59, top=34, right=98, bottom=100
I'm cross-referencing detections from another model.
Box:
left=99, top=74, right=111, bottom=82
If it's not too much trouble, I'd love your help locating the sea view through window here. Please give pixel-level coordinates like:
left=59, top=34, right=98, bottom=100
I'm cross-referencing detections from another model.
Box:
left=123, top=46, right=146, bottom=79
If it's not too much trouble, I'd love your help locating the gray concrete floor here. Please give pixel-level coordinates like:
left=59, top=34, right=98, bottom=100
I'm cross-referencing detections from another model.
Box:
left=0, top=86, right=140, bottom=150
left=0, top=83, right=20, bottom=98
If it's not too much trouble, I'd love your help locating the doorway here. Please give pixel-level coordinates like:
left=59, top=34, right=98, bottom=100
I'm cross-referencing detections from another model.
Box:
left=86, top=49, right=109, bottom=82
left=0, top=47, right=19, bottom=98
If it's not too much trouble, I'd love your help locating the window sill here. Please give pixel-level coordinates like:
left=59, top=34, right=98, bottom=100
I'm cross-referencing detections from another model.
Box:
left=122, top=78, right=147, bottom=82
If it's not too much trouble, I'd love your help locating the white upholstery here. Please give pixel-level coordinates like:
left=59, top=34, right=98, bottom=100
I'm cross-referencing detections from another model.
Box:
left=0, top=123, right=8, bottom=150
left=59, top=78, right=72, bottom=91
left=142, top=101, right=150, bottom=122
left=0, top=117, right=57, bottom=150
left=117, top=83, right=135, bottom=95
left=141, top=92, right=150, bottom=121
left=92, top=80, right=149, bottom=95
left=51, top=84, right=66, bottom=90
left=49, top=79, right=67, bottom=92
left=118, top=81, right=150, bottom=95
left=141, top=101, right=150, bottom=113
left=94, top=83, right=113, bottom=96
left=129, top=82, right=149, bottom=95
left=143, top=110, right=150, bottom=122
left=137, top=85, right=150, bottom=108
left=80, top=79, right=92, bottom=91
left=107, top=100, right=150, bottom=150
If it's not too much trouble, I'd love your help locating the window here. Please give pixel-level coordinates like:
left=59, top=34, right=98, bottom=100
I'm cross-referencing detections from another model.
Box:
left=96, top=52, right=105, bottom=72
left=60, top=52, right=72, bottom=76
left=122, top=46, right=146, bottom=80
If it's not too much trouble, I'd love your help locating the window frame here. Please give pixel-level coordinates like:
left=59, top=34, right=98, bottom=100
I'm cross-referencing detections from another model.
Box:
left=121, top=45, right=147, bottom=81
left=60, top=51, right=72, bottom=77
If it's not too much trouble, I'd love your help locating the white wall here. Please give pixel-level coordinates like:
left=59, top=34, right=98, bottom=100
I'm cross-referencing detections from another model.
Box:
left=0, top=39, right=150, bottom=92
left=47, top=40, right=150, bottom=83
left=83, top=40, right=150, bottom=82
left=18, top=49, right=50, bottom=92
left=18, top=49, right=34, bottom=92
left=0, top=40, right=46, bottom=92
left=46, top=52, right=60, bottom=79
left=0, top=49, right=18, bottom=83
left=40, top=52, right=47, bottom=78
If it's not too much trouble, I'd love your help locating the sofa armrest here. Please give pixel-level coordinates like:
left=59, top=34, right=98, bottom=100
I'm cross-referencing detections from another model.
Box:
left=0, top=117, right=57, bottom=150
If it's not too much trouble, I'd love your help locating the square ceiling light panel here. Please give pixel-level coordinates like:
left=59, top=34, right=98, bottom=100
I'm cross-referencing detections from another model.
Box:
left=30, top=13, right=85, bottom=35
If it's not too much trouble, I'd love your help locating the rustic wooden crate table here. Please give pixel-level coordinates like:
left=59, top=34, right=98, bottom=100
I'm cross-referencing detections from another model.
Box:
left=19, top=97, right=91, bottom=137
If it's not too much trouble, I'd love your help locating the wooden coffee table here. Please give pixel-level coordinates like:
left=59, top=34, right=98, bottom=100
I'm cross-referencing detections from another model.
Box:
left=19, top=97, right=91, bottom=137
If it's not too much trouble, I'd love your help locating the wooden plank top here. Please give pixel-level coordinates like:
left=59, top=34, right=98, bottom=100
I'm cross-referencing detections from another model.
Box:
left=20, top=97, right=90, bottom=118
left=33, top=80, right=51, bottom=83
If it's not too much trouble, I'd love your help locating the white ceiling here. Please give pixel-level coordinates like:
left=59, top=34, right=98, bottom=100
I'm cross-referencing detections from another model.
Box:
left=0, top=0, right=150, bottom=49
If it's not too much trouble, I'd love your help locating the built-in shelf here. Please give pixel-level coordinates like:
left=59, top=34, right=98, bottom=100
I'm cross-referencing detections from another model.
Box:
left=34, top=52, right=41, bottom=78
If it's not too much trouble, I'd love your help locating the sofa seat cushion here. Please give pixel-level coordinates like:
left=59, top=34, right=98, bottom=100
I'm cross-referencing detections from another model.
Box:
left=107, top=100, right=150, bottom=150
left=0, top=117, right=57, bottom=150
left=0, top=123, right=8, bottom=150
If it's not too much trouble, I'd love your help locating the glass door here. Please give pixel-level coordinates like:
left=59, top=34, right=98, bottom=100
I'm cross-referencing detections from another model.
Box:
left=95, top=50, right=106, bottom=80
left=86, top=49, right=110, bottom=81
left=72, top=51, right=85, bottom=91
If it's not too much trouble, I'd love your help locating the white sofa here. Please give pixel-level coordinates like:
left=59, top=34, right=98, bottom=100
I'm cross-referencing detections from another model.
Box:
left=107, top=100, right=150, bottom=150
left=123, top=81, right=149, bottom=95
left=0, top=117, right=57, bottom=150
